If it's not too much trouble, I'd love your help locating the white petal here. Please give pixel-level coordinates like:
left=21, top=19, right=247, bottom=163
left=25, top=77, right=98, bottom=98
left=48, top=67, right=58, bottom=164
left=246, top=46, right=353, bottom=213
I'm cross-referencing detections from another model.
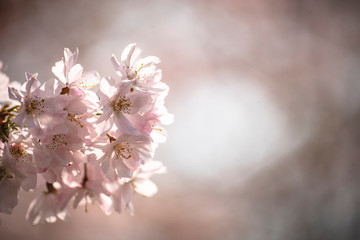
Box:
left=111, top=54, right=120, bottom=70
left=121, top=43, right=136, bottom=65
left=68, top=64, right=83, bottom=85
left=133, top=178, right=158, bottom=197
left=52, top=60, right=66, bottom=84
left=114, top=114, right=138, bottom=135
left=8, top=87, right=22, bottom=101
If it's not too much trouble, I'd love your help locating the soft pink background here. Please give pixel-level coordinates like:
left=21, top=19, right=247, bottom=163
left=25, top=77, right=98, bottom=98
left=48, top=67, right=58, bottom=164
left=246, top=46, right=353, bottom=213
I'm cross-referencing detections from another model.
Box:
left=1, top=0, right=360, bottom=239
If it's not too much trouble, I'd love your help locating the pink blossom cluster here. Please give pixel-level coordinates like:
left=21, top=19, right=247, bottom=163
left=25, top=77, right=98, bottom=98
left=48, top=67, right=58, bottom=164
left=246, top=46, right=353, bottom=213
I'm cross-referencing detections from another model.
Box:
left=0, top=44, right=172, bottom=225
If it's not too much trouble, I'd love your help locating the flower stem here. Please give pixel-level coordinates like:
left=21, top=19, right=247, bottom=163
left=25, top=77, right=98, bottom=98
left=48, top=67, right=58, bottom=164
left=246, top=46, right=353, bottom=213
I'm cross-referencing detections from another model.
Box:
left=46, top=182, right=57, bottom=194
left=81, top=163, right=88, bottom=188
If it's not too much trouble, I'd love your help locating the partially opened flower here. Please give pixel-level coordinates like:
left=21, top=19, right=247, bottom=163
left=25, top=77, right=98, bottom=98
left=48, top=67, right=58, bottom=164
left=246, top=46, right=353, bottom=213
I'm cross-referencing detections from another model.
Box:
left=52, top=48, right=100, bottom=91
left=0, top=61, right=21, bottom=105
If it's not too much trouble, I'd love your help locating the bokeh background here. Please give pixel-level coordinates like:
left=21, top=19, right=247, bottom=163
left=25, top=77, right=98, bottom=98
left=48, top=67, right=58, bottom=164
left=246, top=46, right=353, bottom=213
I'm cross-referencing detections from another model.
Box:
left=1, top=0, right=360, bottom=239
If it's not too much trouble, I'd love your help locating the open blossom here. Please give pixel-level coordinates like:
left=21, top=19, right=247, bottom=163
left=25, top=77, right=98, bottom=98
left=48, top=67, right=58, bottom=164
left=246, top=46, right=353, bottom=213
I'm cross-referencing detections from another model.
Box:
left=140, top=100, right=174, bottom=144
left=0, top=44, right=171, bottom=225
left=112, top=161, right=166, bottom=214
left=61, top=162, right=113, bottom=215
left=0, top=131, right=36, bottom=215
left=97, top=78, right=150, bottom=135
left=32, top=89, right=96, bottom=171
left=26, top=193, right=69, bottom=225
left=33, top=136, right=87, bottom=183
left=3, top=132, right=37, bottom=191
left=8, top=73, right=66, bottom=138
left=26, top=183, right=71, bottom=225
left=111, top=43, right=168, bottom=95
left=0, top=168, right=23, bottom=215
left=96, top=133, right=153, bottom=180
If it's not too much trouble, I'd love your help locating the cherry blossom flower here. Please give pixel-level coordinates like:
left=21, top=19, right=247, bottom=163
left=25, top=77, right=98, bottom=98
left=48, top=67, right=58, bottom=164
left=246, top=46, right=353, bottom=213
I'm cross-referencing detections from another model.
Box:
left=111, top=44, right=168, bottom=95
left=141, top=101, right=174, bottom=143
left=0, top=146, right=25, bottom=214
left=26, top=183, right=71, bottom=225
left=0, top=61, right=22, bottom=105
left=0, top=44, right=171, bottom=225
left=97, top=133, right=153, bottom=180
left=3, top=132, right=37, bottom=191
left=8, top=73, right=66, bottom=138
left=61, top=163, right=113, bottom=215
left=112, top=161, right=166, bottom=214
left=52, top=48, right=100, bottom=91
left=97, top=78, right=150, bottom=135
left=0, top=168, right=23, bottom=215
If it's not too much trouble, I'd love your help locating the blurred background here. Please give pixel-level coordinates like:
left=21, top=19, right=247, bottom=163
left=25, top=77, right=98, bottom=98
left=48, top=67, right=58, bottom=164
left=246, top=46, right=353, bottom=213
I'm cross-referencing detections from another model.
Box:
left=1, top=0, right=360, bottom=239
